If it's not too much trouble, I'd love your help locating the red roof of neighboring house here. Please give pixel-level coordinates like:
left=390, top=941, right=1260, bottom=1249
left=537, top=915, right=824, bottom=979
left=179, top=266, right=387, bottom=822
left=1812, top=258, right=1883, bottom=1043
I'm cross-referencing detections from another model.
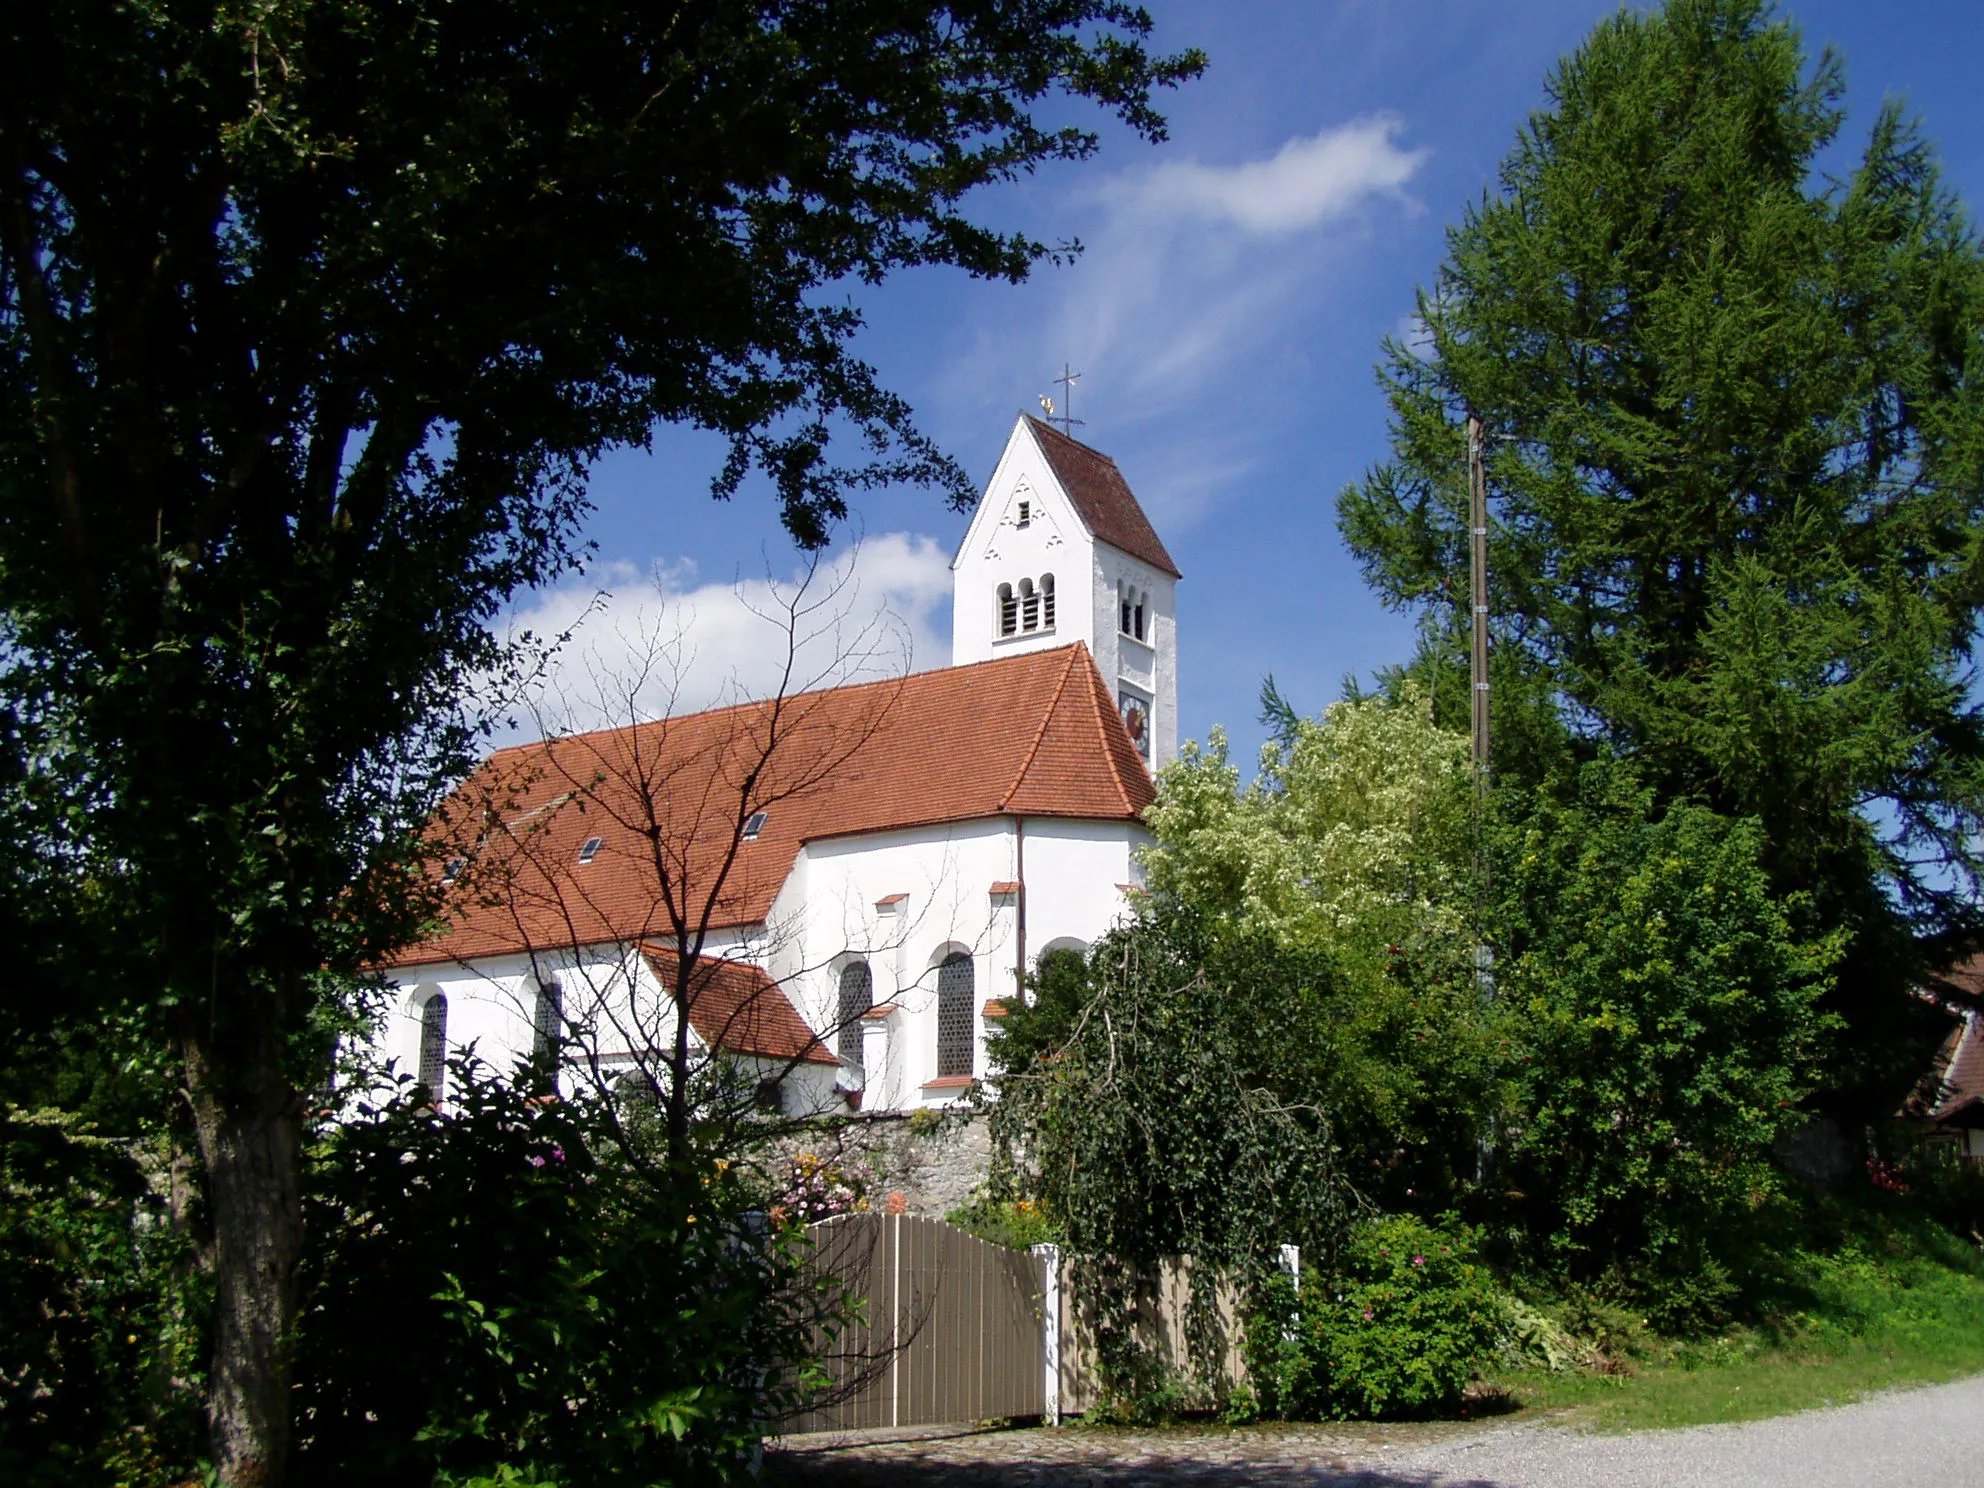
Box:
left=391, top=643, right=1152, bottom=966
left=1024, top=417, right=1181, bottom=578
left=640, top=950, right=835, bottom=1066
left=1904, top=952, right=1984, bottom=1123
left=1915, top=1016, right=1984, bottom=1123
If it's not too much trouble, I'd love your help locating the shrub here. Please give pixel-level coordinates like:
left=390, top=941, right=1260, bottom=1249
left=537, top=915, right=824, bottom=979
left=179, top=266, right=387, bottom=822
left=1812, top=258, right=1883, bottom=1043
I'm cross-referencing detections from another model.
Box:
left=0, top=1110, right=202, bottom=1488
left=947, top=1196, right=1059, bottom=1250
left=292, top=1058, right=839, bottom=1488
left=1492, top=763, right=1840, bottom=1282
left=1273, top=1216, right=1502, bottom=1420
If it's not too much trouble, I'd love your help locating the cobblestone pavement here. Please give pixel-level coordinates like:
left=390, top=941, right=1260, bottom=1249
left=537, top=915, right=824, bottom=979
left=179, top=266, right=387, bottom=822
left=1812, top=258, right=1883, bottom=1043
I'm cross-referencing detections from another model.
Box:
left=765, top=1372, right=1984, bottom=1487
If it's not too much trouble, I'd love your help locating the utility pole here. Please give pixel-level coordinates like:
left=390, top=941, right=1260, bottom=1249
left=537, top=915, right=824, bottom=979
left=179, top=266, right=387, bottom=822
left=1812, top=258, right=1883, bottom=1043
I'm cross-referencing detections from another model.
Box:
left=1467, top=414, right=1490, bottom=800
left=1467, top=414, right=1496, bottom=1033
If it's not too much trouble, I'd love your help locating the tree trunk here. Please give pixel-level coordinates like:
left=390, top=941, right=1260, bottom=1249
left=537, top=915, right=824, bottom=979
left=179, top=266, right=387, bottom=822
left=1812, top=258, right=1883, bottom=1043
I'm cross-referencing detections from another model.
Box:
left=183, top=1027, right=304, bottom=1488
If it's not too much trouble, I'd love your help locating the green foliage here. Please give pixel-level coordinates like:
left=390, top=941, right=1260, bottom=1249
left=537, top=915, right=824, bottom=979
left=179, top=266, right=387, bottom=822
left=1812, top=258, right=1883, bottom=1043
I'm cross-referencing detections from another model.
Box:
left=293, top=1058, right=837, bottom=1488
left=1138, top=689, right=1501, bottom=1209
left=1495, top=1197, right=1984, bottom=1430
left=0, top=1110, right=204, bottom=1488
left=1268, top=1216, right=1502, bottom=1421
left=946, top=1196, right=1060, bottom=1251
left=1336, top=0, right=1984, bottom=1103
left=1491, top=763, right=1842, bottom=1290
left=986, top=919, right=1348, bottom=1397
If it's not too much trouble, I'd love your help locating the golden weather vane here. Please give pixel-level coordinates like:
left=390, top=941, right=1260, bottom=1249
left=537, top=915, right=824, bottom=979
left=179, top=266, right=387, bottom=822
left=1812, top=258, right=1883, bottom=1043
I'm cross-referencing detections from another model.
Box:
left=1038, top=363, right=1086, bottom=435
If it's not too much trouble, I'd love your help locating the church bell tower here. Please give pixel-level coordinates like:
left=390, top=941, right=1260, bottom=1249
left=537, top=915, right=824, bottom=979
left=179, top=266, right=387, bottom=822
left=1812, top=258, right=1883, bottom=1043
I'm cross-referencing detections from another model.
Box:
left=951, top=414, right=1181, bottom=769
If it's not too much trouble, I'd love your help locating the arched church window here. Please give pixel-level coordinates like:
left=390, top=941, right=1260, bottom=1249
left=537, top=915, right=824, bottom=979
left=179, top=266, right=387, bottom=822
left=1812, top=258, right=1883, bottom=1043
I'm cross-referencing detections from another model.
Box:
left=418, top=993, right=448, bottom=1104
left=1119, top=583, right=1134, bottom=637
left=997, top=583, right=1018, bottom=638
left=1134, top=591, right=1147, bottom=641
left=837, top=961, right=873, bottom=1070
left=936, top=952, right=974, bottom=1078
left=1041, top=574, right=1055, bottom=629
left=1019, top=577, right=1039, bottom=633
left=532, top=979, right=561, bottom=1061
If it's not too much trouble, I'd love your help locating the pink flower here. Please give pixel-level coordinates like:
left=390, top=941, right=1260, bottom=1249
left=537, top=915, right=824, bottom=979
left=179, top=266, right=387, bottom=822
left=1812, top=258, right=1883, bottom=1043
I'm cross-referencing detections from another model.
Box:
left=1412, top=1255, right=1425, bottom=1266
left=528, top=1156, right=546, bottom=1168
left=1362, top=1309, right=1373, bottom=1322
left=551, top=1146, right=566, bottom=1163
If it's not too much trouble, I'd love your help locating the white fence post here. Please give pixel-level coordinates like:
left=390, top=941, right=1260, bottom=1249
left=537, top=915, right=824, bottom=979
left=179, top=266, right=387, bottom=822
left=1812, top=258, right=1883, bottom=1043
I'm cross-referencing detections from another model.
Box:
left=1277, top=1243, right=1301, bottom=1341
left=1032, top=1243, right=1062, bottom=1426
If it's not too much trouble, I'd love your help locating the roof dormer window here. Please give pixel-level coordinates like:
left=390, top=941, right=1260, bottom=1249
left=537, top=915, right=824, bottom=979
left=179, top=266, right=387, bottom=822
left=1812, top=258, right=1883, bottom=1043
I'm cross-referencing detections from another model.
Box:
left=577, top=836, right=604, bottom=864
left=742, top=811, right=769, bottom=840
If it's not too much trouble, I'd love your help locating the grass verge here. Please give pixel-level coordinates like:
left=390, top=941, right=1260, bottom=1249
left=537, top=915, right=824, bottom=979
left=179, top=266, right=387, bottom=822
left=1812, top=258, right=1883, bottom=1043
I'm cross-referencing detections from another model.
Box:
left=1490, top=1203, right=1984, bottom=1431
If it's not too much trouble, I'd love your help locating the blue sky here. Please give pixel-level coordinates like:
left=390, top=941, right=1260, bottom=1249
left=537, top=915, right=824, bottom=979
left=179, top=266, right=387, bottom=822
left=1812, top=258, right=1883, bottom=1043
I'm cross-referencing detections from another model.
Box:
left=517, top=1, right=1984, bottom=769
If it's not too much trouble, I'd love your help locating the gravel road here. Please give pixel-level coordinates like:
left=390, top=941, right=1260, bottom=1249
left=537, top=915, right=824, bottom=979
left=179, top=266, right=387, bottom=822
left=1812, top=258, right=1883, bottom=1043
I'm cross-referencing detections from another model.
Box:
left=768, top=1372, right=1984, bottom=1486
left=1393, top=1372, right=1984, bottom=1487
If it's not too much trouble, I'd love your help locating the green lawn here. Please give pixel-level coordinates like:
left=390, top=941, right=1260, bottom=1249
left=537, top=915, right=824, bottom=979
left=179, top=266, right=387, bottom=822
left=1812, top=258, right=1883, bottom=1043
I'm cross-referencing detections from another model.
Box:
left=1490, top=1214, right=1984, bottom=1431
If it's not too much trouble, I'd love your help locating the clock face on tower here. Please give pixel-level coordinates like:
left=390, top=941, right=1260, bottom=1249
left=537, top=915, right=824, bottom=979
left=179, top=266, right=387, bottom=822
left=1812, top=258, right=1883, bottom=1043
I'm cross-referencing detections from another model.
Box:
left=1119, top=692, right=1151, bottom=759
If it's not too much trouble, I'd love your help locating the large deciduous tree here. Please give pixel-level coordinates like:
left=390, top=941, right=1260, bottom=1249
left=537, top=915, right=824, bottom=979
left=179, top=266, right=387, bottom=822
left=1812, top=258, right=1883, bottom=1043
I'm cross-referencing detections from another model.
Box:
left=0, top=5, right=1200, bottom=1481
left=1337, top=0, right=1984, bottom=1104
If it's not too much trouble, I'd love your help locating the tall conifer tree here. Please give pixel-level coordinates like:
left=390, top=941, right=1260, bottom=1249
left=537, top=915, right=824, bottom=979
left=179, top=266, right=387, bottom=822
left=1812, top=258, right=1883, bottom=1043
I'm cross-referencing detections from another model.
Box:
left=1339, top=0, right=1984, bottom=1104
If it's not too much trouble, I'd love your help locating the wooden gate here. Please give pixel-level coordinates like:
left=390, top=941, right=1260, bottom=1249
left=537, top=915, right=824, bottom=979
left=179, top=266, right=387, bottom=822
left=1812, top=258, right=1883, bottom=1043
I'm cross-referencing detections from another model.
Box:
left=783, top=1213, right=1046, bottom=1432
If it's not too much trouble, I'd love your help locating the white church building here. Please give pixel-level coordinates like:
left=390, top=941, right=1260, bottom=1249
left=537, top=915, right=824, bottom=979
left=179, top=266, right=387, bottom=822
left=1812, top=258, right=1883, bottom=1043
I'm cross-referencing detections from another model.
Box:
left=381, top=415, right=1182, bottom=1114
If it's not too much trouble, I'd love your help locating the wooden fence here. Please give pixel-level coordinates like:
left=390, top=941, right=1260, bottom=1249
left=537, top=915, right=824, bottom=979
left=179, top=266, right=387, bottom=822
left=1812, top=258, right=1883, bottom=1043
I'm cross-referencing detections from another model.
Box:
left=781, top=1216, right=1283, bottom=1433
left=781, top=1213, right=1047, bottom=1433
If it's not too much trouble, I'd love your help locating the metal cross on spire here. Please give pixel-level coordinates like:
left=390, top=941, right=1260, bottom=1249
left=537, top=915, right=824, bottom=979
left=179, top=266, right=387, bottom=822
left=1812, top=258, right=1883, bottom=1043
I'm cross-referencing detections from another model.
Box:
left=1037, top=363, right=1086, bottom=436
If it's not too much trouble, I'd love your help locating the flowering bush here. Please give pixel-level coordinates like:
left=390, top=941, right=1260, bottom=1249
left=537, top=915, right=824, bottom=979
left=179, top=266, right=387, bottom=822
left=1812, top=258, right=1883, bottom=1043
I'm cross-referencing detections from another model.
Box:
left=773, top=1150, right=872, bottom=1224
left=1270, top=1216, right=1501, bottom=1420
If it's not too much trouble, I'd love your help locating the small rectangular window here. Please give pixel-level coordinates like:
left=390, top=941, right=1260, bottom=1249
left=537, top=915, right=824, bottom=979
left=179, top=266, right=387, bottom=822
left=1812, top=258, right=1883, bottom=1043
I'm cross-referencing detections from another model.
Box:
left=1016, top=500, right=1031, bottom=528
left=442, top=858, right=465, bottom=882
left=577, top=836, right=604, bottom=864
left=742, top=811, right=768, bottom=840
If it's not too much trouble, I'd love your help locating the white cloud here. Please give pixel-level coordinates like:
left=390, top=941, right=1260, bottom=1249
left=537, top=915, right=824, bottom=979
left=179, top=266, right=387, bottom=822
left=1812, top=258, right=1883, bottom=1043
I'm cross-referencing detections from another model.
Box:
left=498, top=533, right=954, bottom=738
left=1111, top=115, right=1428, bottom=234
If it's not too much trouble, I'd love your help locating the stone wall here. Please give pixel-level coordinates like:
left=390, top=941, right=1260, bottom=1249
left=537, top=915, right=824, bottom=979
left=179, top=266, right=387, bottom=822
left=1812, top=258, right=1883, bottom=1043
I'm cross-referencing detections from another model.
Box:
left=771, top=1110, right=993, bottom=1219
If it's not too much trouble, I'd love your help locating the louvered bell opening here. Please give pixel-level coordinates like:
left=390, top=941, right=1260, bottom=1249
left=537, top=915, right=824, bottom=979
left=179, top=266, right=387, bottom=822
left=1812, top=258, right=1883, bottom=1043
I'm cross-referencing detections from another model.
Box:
left=998, top=585, right=1018, bottom=637
left=1041, top=574, right=1056, bottom=628
left=936, top=952, right=974, bottom=1078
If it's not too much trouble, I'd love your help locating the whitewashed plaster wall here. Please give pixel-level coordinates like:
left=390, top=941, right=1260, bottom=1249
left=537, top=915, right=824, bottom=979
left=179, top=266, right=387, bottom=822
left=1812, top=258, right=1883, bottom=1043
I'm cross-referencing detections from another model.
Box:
left=774, top=815, right=1147, bottom=1112
left=1089, top=544, right=1179, bottom=770
left=951, top=419, right=1096, bottom=667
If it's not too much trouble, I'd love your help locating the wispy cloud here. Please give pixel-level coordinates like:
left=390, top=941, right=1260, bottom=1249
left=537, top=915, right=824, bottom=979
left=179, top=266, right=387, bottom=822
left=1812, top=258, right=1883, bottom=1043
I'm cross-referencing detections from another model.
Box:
left=499, top=533, right=954, bottom=737
left=1108, top=115, right=1428, bottom=234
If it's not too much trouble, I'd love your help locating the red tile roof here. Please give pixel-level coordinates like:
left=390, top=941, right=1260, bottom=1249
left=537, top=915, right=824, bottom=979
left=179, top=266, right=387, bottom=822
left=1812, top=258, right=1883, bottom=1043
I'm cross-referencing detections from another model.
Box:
left=640, top=950, right=835, bottom=1065
left=1926, top=1017, right=1984, bottom=1122
left=392, top=644, right=1152, bottom=967
left=1024, top=417, right=1181, bottom=578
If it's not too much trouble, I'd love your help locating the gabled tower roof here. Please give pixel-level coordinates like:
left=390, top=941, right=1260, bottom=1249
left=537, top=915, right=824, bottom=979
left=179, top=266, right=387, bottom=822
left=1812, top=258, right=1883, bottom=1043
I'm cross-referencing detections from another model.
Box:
left=1021, top=416, right=1181, bottom=577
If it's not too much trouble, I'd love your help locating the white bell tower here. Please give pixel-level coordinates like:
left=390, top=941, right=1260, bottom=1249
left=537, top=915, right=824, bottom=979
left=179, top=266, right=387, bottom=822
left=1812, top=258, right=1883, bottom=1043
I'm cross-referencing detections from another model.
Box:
left=951, top=415, right=1181, bottom=768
